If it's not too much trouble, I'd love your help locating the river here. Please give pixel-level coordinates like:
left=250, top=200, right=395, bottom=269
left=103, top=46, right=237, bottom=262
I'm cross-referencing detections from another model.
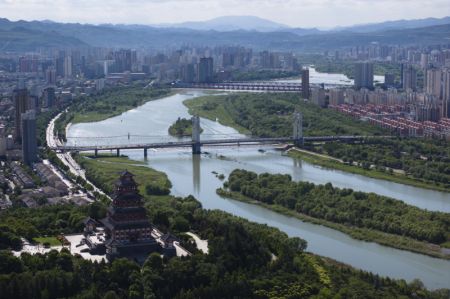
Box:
left=67, top=91, right=450, bottom=290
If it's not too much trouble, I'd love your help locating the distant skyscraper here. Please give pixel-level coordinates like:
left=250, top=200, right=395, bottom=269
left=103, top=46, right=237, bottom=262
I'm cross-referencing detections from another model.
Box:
left=181, top=64, right=195, bottom=83
left=197, top=57, right=214, bottom=83
left=442, top=69, right=450, bottom=119
left=420, top=53, right=429, bottom=69
left=21, top=110, right=38, bottom=166
left=384, top=73, right=395, bottom=87
left=402, top=64, right=417, bottom=91
left=13, top=80, right=29, bottom=142
left=354, top=62, right=374, bottom=89
left=45, top=67, right=56, bottom=85
left=425, top=68, right=442, bottom=98
left=301, top=68, right=310, bottom=99
left=64, top=56, right=73, bottom=78
left=42, top=87, right=56, bottom=108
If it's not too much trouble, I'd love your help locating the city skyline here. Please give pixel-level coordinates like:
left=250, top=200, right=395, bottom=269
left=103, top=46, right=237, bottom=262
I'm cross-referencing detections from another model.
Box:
left=0, top=0, right=449, bottom=28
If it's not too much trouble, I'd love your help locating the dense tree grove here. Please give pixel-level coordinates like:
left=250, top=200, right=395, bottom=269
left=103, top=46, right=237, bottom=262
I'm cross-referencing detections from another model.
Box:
left=0, top=203, right=106, bottom=250
left=321, top=138, right=450, bottom=189
left=223, top=170, right=450, bottom=244
left=1, top=205, right=448, bottom=299
left=168, top=117, right=199, bottom=137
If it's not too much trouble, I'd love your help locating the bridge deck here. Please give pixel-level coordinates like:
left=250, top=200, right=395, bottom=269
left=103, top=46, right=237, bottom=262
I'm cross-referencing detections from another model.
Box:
left=54, top=136, right=370, bottom=152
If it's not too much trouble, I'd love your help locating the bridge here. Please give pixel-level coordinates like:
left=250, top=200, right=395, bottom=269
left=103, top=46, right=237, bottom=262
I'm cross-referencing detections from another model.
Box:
left=173, top=81, right=303, bottom=92
left=53, top=112, right=373, bottom=157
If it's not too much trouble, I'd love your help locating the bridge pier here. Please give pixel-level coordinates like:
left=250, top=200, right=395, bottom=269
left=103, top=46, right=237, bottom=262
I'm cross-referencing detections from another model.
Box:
left=293, top=112, right=304, bottom=147
left=94, top=149, right=98, bottom=157
left=116, top=149, right=120, bottom=157
left=144, top=148, right=148, bottom=158
left=192, top=115, right=201, bottom=155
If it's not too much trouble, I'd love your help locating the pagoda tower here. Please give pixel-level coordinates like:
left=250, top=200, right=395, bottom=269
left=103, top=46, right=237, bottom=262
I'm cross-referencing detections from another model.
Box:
left=101, top=170, right=159, bottom=260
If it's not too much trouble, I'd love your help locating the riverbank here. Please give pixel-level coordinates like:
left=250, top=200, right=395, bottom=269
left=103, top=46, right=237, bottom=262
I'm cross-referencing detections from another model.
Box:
left=288, top=148, right=450, bottom=193
left=216, top=188, right=450, bottom=260
left=70, top=86, right=173, bottom=125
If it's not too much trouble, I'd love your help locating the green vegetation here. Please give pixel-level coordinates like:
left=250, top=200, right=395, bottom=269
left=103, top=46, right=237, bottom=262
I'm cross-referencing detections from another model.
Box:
left=168, top=117, right=202, bottom=137
left=70, top=86, right=170, bottom=124
left=32, top=237, right=61, bottom=247
left=1, top=156, right=448, bottom=298
left=229, top=69, right=300, bottom=81
left=73, top=154, right=172, bottom=200
left=317, top=138, right=450, bottom=191
left=219, top=169, right=450, bottom=258
left=184, top=92, right=384, bottom=137
left=289, top=149, right=450, bottom=192
left=0, top=204, right=91, bottom=250
left=185, top=92, right=450, bottom=191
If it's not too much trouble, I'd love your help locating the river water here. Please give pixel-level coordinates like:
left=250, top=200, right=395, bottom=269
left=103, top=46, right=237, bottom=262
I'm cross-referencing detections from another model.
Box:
left=68, top=91, right=450, bottom=290
left=274, top=67, right=385, bottom=87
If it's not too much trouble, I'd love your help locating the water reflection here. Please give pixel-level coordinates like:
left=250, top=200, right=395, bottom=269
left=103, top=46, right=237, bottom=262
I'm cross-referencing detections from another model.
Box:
left=193, top=154, right=201, bottom=193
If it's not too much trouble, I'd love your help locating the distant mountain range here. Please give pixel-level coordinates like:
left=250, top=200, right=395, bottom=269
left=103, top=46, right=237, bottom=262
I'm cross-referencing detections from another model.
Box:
left=338, top=16, right=450, bottom=32
left=158, top=16, right=289, bottom=32
left=0, top=16, right=449, bottom=52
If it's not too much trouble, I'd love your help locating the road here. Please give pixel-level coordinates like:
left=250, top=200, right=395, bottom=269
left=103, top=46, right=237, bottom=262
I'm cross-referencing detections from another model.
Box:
left=46, top=112, right=109, bottom=199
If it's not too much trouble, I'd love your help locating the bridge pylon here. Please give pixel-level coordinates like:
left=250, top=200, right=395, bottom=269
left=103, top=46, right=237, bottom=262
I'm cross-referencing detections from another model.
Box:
left=192, top=115, right=201, bottom=155
left=293, top=112, right=303, bottom=146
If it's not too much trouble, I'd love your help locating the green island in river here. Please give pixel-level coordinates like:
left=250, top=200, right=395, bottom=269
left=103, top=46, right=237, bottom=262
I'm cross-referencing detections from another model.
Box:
left=168, top=117, right=203, bottom=137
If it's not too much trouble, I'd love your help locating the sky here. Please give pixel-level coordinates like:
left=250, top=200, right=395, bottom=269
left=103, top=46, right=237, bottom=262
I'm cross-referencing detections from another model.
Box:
left=0, top=0, right=449, bottom=28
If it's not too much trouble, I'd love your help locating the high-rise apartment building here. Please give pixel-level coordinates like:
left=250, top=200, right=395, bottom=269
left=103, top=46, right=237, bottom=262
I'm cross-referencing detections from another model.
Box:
left=426, top=68, right=442, bottom=98
left=329, top=88, right=345, bottom=106
left=402, top=64, right=417, bottom=91
left=442, top=69, right=450, bottom=118
left=64, top=56, right=73, bottom=78
left=354, top=62, right=374, bottom=89
left=301, top=68, right=310, bottom=99
left=13, top=80, right=29, bottom=142
left=21, top=110, right=38, bottom=166
left=197, top=57, right=214, bottom=83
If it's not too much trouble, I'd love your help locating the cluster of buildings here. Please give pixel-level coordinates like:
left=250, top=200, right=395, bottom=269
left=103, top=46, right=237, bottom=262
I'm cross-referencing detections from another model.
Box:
left=0, top=46, right=303, bottom=87
left=310, top=46, right=450, bottom=139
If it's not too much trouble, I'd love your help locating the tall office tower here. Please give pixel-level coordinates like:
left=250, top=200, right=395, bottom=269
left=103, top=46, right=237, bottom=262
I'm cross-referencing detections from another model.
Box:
left=64, top=56, right=73, bottom=78
left=45, top=67, right=56, bottom=85
left=402, top=64, right=417, bottom=91
left=21, top=110, right=38, bottom=166
left=13, top=80, right=29, bottom=142
left=260, top=51, right=271, bottom=68
left=301, top=68, right=310, bottom=99
left=426, top=68, right=442, bottom=98
left=42, top=87, right=56, bottom=108
left=420, top=53, right=429, bottom=69
left=354, top=62, right=374, bottom=89
left=197, top=57, right=214, bottom=83
left=442, top=69, right=450, bottom=118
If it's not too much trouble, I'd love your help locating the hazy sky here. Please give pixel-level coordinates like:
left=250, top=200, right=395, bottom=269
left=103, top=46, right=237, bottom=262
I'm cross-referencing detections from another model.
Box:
left=0, top=0, right=449, bottom=28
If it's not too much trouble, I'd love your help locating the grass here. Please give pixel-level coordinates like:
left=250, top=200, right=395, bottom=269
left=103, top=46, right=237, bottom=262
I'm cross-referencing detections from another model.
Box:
left=216, top=189, right=450, bottom=260
left=288, top=149, right=450, bottom=193
left=33, top=237, right=61, bottom=247
left=183, top=95, right=251, bottom=135
left=75, top=154, right=172, bottom=204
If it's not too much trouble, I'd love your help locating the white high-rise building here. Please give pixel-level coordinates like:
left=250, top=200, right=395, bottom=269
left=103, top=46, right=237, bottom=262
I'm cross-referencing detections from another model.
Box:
left=442, top=69, right=450, bottom=119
